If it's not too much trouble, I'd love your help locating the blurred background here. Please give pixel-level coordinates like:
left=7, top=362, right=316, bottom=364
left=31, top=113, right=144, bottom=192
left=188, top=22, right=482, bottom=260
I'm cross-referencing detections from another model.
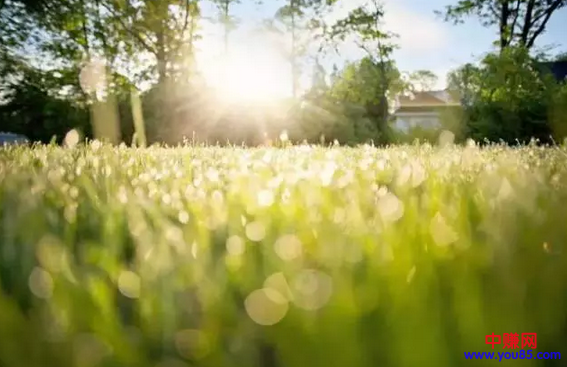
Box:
left=1, top=1, right=567, bottom=365
left=1, top=0, right=567, bottom=146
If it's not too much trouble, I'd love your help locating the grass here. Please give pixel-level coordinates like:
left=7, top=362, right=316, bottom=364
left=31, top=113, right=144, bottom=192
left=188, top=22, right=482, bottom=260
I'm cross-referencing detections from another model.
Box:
left=1, top=141, right=567, bottom=367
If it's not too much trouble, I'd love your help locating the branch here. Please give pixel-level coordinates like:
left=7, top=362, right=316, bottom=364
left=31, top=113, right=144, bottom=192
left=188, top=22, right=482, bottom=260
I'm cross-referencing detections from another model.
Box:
left=530, top=0, right=562, bottom=24
left=527, top=0, right=564, bottom=48
left=520, top=0, right=536, bottom=45
left=100, top=1, right=156, bottom=55
left=181, top=0, right=191, bottom=34
left=487, top=1, right=500, bottom=18
left=354, top=39, right=375, bottom=63
left=499, top=0, right=510, bottom=49
left=171, top=0, right=192, bottom=53
left=509, top=0, right=522, bottom=43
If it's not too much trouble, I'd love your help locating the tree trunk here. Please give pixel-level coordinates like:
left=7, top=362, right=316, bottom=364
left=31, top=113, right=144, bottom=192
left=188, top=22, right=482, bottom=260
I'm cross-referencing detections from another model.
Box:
left=377, top=42, right=390, bottom=129
left=79, top=0, right=90, bottom=58
left=223, top=1, right=229, bottom=58
left=155, top=1, right=169, bottom=85
left=499, top=0, right=510, bottom=50
left=290, top=0, right=298, bottom=98
left=156, top=32, right=167, bottom=85
left=520, top=0, right=536, bottom=46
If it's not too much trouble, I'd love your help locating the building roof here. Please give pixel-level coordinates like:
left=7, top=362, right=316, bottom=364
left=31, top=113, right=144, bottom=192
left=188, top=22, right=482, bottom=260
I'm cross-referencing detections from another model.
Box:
left=393, top=90, right=460, bottom=113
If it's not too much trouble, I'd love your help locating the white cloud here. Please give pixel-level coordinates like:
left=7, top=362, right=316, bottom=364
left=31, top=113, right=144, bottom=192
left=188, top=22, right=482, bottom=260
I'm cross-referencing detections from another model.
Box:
left=384, top=3, right=449, bottom=52
left=325, top=0, right=449, bottom=53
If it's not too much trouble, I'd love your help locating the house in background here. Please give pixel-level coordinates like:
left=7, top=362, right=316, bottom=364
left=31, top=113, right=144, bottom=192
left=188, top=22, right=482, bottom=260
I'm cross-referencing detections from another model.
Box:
left=392, top=90, right=460, bottom=132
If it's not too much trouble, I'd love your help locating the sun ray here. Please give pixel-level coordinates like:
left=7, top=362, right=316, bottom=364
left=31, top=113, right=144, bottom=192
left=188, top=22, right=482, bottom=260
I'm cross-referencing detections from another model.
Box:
left=198, top=36, right=292, bottom=103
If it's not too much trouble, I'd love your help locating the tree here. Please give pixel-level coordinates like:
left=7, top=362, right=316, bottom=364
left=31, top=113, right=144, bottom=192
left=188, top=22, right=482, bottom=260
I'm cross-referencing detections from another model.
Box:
left=100, top=0, right=201, bottom=85
left=0, top=61, right=91, bottom=143
left=407, top=70, right=439, bottom=91
left=447, top=46, right=561, bottom=143
left=211, top=0, right=240, bottom=58
left=438, top=0, right=567, bottom=50
left=553, top=51, right=567, bottom=61
left=328, top=0, right=399, bottom=132
left=447, top=63, right=482, bottom=105
left=270, top=0, right=335, bottom=97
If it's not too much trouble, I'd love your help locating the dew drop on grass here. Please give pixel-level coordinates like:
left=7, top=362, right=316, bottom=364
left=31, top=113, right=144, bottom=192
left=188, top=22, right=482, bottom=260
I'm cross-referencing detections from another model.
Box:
left=396, top=165, right=412, bottom=187
left=174, top=329, right=211, bottom=360
left=64, top=129, right=80, bottom=148
left=245, top=289, right=289, bottom=326
left=292, top=269, right=333, bottom=311
left=410, top=162, right=426, bottom=187
left=118, top=271, right=141, bottom=299
left=162, top=194, right=172, bottom=205
left=206, top=168, right=219, bottom=183
left=320, top=162, right=336, bottom=186
left=257, top=189, right=274, bottom=207
left=90, top=140, right=102, bottom=151
left=36, top=236, right=65, bottom=273
left=246, top=221, right=266, bottom=242
left=264, top=273, right=293, bottom=302
left=274, top=234, right=302, bottom=261
left=29, top=267, right=54, bottom=299
left=226, top=235, right=245, bottom=256
left=178, top=210, right=190, bottom=224
left=497, top=178, right=514, bottom=201
left=430, top=212, right=459, bottom=247
left=165, top=227, right=183, bottom=243
left=117, top=186, right=128, bottom=204
left=378, top=192, right=404, bottom=223
left=69, top=186, right=79, bottom=199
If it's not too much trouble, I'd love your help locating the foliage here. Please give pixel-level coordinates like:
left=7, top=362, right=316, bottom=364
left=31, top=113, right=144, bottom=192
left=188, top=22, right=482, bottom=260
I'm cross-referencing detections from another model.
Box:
left=1, top=0, right=202, bottom=143
left=328, top=58, right=400, bottom=107
left=0, top=63, right=90, bottom=143
left=1, top=144, right=567, bottom=366
left=211, top=0, right=240, bottom=57
left=326, top=0, right=400, bottom=137
left=406, top=70, right=439, bottom=92
left=269, top=0, right=336, bottom=97
left=437, top=0, right=567, bottom=50
left=448, top=46, right=564, bottom=143
left=320, top=57, right=405, bottom=142
left=292, top=97, right=380, bottom=145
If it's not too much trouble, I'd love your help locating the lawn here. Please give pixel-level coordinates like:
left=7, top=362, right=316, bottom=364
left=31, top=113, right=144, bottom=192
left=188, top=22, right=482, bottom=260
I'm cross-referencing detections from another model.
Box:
left=0, top=142, right=566, bottom=367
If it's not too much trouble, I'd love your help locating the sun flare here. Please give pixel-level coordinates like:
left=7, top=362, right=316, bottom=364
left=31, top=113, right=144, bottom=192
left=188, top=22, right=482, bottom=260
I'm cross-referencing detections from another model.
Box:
left=199, top=40, right=291, bottom=103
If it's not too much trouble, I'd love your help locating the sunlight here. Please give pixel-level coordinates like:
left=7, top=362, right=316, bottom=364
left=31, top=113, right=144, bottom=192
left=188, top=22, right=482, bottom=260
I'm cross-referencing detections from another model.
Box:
left=199, top=39, right=291, bottom=103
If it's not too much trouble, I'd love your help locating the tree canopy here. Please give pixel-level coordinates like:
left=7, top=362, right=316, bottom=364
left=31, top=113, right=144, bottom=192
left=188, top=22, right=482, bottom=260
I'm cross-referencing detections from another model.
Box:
left=438, top=0, right=567, bottom=50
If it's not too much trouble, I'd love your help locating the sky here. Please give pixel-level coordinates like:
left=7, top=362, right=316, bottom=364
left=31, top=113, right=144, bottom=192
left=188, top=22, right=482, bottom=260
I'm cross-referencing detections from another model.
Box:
left=196, top=0, right=567, bottom=91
